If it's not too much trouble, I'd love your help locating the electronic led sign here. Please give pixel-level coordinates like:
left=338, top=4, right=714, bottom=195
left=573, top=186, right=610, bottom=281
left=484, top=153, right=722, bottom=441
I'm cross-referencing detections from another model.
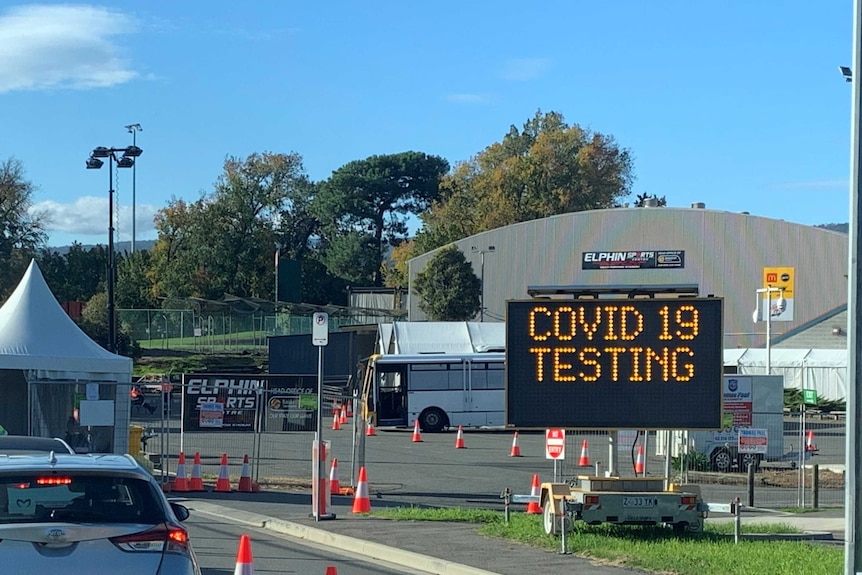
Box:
left=505, top=298, right=723, bottom=429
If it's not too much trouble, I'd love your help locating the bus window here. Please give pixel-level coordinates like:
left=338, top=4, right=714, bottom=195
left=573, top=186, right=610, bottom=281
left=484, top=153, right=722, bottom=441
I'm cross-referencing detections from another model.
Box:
left=409, top=364, right=449, bottom=391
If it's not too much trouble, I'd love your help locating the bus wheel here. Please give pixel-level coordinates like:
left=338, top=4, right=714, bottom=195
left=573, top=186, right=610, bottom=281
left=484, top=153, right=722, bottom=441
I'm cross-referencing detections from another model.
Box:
left=419, top=408, right=447, bottom=433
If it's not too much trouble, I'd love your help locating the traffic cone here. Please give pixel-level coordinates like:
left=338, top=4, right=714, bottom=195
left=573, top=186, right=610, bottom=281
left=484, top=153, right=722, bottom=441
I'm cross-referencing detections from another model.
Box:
left=331, top=412, right=341, bottom=431
left=366, top=418, right=377, bottom=436
left=351, top=466, right=371, bottom=513
left=526, top=474, right=542, bottom=514
left=339, top=406, right=348, bottom=425
left=806, top=429, right=818, bottom=452
left=329, top=458, right=341, bottom=495
left=172, top=452, right=189, bottom=492
left=454, top=425, right=466, bottom=448
left=233, top=534, right=254, bottom=575
left=345, top=400, right=353, bottom=418
left=189, top=452, right=205, bottom=491
left=578, top=439, right=590, bottom=467
left=509, top=432, right=522, bottom=457
left=332, top=400, right=340, bottom=416
left=325, top=567, right=338, bottom=575
left=238, top=454, right=255, bottom=492
left=215, top=454, right=232, bottom=492
left=635, top=445, right=645, bottom=475
left=411, top=420, right=423, bottom=442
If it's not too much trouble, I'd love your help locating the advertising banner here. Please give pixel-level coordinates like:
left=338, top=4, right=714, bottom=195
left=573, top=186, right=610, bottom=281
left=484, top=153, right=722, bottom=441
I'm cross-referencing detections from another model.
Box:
left=723, top=376, right=753, bottom=427
left=761, top=266, right=794, bottom=322
left=738, top=428, right=768, bottom=454
left=582, top=250, right=685, bottom=270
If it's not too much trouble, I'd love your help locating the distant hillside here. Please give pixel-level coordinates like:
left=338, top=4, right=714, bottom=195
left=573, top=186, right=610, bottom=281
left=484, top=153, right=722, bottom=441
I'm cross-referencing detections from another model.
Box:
left=815, top=223, right=849, bottom=234
left=48, top=240, right=156, bottom=255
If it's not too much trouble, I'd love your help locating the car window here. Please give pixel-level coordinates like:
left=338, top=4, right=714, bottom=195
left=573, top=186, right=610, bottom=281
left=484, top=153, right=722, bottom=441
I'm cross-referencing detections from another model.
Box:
left=0, top=475, right=164, bottom=524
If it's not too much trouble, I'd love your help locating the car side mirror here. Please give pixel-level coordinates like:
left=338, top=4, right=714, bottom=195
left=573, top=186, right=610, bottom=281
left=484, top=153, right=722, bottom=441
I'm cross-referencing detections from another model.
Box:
left=170, top=502, right=190, bottom=522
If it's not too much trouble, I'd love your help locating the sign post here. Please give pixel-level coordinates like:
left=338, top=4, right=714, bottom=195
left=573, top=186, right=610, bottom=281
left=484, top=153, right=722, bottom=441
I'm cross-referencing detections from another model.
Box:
left=546, top=429, right=566, bottom=482
left=311, top=312, right=333, bottom=520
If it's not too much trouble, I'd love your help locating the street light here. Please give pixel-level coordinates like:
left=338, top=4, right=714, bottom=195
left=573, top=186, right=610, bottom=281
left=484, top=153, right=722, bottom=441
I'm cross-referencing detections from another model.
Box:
left=752, top=286, right=786, bottom=374
left=86, top=145, right=143, bottom=353
left=841, top=65, right=853, bottom=82
left=471, top=245, right=495, bottom=322
left=125, top=124, right=142, bottom=253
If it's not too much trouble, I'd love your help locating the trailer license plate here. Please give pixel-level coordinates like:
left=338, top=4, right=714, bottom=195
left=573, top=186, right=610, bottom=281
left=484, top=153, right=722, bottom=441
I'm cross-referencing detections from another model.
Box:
left=623, top=497, right=658, bottom=508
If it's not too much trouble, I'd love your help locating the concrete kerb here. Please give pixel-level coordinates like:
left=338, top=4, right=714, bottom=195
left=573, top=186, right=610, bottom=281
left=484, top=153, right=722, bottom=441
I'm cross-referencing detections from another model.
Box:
left=186, top=500, right=501, bottom=575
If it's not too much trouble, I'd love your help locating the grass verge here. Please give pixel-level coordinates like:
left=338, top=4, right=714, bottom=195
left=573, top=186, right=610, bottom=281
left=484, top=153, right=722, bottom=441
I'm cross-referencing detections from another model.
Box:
left=372, top=507, right=842, bottom=575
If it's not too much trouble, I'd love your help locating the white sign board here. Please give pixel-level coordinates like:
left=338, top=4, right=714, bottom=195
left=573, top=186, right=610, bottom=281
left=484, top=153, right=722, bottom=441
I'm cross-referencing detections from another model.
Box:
left=199, top=402, right=225, bottom=428
left=312, top=312, right=329, bottom=347
left=79, top=400, right=114, bottom=426
left=738, top=428, right=768, bottom=454
left=545, top=428, right=566, bottom=460
left=86, top=383, right=99, bottom=401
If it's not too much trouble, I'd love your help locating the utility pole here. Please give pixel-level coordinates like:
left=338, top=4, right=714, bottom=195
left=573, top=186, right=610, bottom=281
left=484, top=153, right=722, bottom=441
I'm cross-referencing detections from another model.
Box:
left=125, top=124, right=142, bottom=253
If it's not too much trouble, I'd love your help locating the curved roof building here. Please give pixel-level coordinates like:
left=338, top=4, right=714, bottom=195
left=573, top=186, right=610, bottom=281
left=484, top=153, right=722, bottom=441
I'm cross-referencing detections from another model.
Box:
left=407, top=206, right=848, bottom=351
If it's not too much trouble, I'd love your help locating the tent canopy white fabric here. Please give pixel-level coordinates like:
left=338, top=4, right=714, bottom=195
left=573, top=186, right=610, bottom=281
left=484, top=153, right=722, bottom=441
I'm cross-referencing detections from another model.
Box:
left=0, top=260, right=132, bottom=382
left=724, top=348, right=846, bottom=401
left=378, top=321, right=506, bottom=355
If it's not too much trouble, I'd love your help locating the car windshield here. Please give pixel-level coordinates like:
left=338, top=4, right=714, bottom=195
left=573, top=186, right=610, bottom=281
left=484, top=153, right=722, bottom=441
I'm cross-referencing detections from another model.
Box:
left=0, top=474, right=165, bottom=524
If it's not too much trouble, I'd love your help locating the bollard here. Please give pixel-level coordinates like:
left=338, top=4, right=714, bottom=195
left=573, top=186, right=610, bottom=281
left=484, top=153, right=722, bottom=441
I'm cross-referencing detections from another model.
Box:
left=747, top=463, right=755, bottom=508
left=500, top=488, right=511, bottom=525
left=812, top=464, right=820, bottom=509
left=559, top=499, right=569, bottom=555
left=733, top=496, right=741, bottom=544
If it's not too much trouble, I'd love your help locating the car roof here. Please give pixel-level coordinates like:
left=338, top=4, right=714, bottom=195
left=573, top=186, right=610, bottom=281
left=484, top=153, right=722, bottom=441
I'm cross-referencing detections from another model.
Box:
left=0, top=435, right=75, bottom=454
left=0, top=453, right=146, bottom=475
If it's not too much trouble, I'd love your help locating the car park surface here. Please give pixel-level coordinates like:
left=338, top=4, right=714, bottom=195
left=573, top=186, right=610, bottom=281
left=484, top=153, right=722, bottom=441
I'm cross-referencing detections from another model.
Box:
left=0, top=453, right=200, bottom=575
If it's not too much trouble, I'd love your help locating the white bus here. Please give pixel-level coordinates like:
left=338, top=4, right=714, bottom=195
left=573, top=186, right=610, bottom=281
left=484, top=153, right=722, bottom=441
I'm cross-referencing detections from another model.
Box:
left=361, top=353, right=505, bottom=432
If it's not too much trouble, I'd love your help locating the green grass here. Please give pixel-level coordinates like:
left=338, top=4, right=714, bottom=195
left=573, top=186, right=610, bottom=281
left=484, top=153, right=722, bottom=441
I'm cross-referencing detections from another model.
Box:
left=372, top=507, right=842, bottom=575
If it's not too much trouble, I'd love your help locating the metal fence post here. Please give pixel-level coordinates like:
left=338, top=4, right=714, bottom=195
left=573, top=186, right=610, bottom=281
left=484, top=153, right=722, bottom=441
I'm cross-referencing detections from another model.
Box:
left=812, top=464, right=820, bottom=509
left=747, top=463, right=755, bottom=508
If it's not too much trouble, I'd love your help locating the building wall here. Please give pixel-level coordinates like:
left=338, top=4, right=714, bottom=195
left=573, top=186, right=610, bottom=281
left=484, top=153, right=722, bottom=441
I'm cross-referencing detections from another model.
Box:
left=407, top=207, right=848, bottom=350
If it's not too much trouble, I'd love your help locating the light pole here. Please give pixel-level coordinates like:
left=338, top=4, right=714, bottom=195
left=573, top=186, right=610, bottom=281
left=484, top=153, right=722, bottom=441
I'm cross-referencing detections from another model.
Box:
left=86, top=144, right=143, bottom=353
left=125, top=124, right=142, bottom=253
left=471, top=245, right=495, bottom=322
left=751, top=286, right=785, bottom=374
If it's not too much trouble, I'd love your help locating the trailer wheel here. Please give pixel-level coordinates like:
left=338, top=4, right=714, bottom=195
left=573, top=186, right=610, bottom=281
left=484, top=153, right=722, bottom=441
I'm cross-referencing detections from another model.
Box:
left=738, top=453, right=761, bottom=472
left=542, top=498, right=570, bottom=536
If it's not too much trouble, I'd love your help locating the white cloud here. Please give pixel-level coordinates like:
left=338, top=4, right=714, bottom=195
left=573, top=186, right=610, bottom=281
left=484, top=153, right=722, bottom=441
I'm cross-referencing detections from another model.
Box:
left=445, top=93, right=490, bottom=104
left=0, top=4, right=138, bottom=93
left=33, top=196, right=158, bottom=238
left=501, top=58, right=551, bottom=81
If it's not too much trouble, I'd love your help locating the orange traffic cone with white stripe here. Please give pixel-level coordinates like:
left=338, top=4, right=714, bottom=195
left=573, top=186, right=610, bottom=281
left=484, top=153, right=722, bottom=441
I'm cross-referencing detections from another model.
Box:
left=329, top=458, right=341, bottom=495
left=172, top=451, right=189, bottom=492
left=234, top=534, right=254, bottom=575
left=215, top=453, right=232, bottom=492
left=412, top=420, right=423, bottom=442
left=238, top=454, right=255, bottom=492
left=325, top=567, right=338, bottom=575
left=454, top=426, right=466, bottom=448
left=806, top=429, right=818, bottom=451
left=351, top=466, right=371, bottom=513
left=331, top=412, right=341, bottom=431
left=635, top=445, right=645, bottom=475
left=366, top=418, right=377, bottom=436
left=339, top=406, right=348, bottom=425
left=345, top=400, right=353, bottom=418
left=578, top=439, right=591, bottom=466
left=526, top=474, right=542, bottom=514
left=189, top=452, right=205, bottom=491
left=509, top=432, right=522, bottom=457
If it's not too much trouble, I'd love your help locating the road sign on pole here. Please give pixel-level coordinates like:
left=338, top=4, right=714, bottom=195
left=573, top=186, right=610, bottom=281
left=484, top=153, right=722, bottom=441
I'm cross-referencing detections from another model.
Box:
left=312, top=312, right=329, bottom=347
left=546, top=428, right=566, bottom=460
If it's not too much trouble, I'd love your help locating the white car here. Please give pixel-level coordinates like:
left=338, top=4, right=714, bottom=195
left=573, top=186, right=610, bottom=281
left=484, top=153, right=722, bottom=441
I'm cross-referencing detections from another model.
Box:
left=0, top=453, right=200, bottom=575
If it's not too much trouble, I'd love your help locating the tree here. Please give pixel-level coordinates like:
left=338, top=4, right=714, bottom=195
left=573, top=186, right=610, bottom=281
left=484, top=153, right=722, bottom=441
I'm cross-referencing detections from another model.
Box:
left=413, top=246, right=481, bottom=321
left=315, top=152, right=449, bottom=285
left=116, top=250, right=157, bottom=309
left=415, top=110, right=634, bottom=253
left=0, top=158, right=47, bottom=299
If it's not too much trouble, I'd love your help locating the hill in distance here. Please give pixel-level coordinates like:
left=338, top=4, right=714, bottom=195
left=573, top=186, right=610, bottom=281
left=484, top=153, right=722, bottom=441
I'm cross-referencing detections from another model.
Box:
left=49, top=239, right=156, bottom=255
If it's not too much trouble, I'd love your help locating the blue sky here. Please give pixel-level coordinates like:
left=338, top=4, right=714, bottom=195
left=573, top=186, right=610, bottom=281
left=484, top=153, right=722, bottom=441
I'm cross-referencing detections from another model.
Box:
left=0, top=1, right=854, bottom=247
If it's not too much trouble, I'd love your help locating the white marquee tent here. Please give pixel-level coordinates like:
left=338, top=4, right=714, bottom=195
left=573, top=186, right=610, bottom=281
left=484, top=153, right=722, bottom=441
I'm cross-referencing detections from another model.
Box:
left=0, top=260, right=133, bottom=453
left=377, top=321, right=506, bottom=355
left=724, top=348, right=846, bottom=401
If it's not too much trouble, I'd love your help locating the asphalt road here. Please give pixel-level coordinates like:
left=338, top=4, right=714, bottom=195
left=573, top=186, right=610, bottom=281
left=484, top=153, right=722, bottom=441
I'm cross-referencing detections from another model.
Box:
left=185, top=512, right=413, bottom=575
left=138, top=417, right=846, bottom=512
